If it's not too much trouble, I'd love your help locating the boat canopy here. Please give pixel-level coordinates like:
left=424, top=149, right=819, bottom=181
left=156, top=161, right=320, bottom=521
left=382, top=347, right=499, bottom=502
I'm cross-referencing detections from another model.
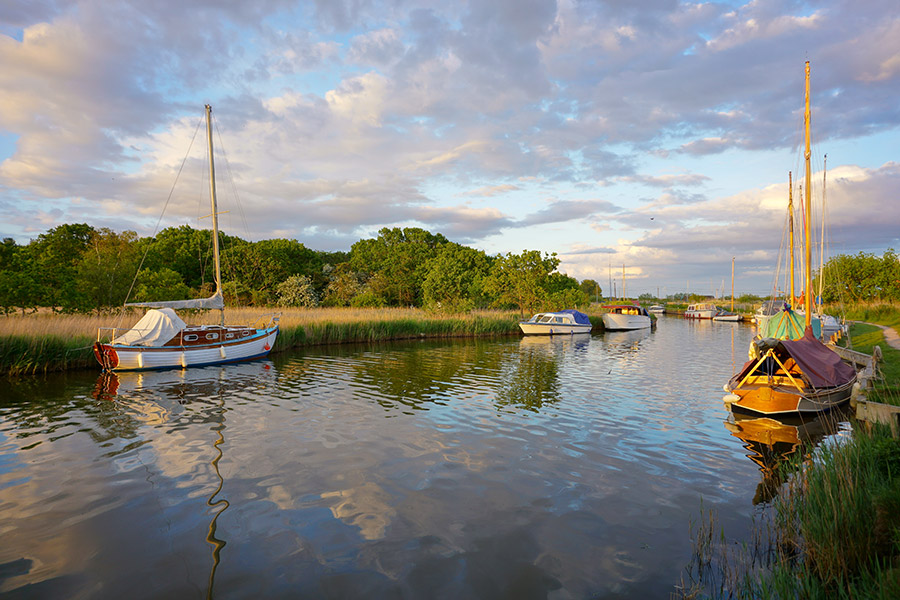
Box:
left=113, top=308, right=186, bottom=347
left=759, top=307, right=821, bottom=340
left=125, top=290, right=225, bottom=311
left=738, top=326, right=856, bottom=389
left=557, top=309, right=591, bottom=325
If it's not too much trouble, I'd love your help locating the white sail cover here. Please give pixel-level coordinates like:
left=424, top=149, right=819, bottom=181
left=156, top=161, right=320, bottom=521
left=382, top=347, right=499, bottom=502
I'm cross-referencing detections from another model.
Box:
left=125, top=290, right=225, bottom=311
left=113, top=308, right=187, bottom=347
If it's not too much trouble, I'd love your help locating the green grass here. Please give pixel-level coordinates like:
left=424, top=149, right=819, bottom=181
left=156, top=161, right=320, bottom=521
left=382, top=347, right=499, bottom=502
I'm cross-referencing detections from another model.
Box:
left=0, top=312, right=522, bottom=377
left=0, top=334, right=95, bottom=376
left=846, top=321, right=900, bottom=406
left=680, top=425, right=900, bottom=599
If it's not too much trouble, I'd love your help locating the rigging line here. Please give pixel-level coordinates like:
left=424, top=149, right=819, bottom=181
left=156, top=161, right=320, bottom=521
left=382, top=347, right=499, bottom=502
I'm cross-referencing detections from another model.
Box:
left=115, top=115, right=205, bottom=331
left=212, top=116, right=252, bottom=240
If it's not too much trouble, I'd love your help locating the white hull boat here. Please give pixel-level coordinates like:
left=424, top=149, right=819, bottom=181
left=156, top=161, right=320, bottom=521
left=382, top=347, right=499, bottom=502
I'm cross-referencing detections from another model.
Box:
left=519, top=310, right=592, bottom=335
left=685, top=303, right=718, bottom=319
left=95, top=105, right=279, bottom=371
left=601, top=305, right=653, bottom=331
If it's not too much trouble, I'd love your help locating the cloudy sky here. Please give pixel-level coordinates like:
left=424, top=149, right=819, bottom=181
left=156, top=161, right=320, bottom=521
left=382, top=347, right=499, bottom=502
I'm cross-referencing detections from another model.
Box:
left=1, top=0, right=898, bottom=297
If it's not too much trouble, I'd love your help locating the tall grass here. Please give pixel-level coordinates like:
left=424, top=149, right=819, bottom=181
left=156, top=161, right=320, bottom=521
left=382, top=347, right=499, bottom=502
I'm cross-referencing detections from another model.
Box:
left=678, top=424, right=900, bottom=599
left=0, top=307, right=521, bottom=376
left=846, top=322, right=900, bottom=406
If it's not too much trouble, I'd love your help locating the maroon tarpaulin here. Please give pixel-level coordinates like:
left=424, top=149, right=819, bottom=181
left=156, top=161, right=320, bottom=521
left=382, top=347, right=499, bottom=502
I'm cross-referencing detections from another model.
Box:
left=779, top=326, right=857, bottom=388
left=735, top=326, right=857, bottom=389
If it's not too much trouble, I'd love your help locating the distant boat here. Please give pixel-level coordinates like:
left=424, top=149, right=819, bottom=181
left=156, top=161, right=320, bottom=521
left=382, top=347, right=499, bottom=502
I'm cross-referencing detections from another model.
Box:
left=93, top=105, right=279, bottom=371
left=648, top=304, right=666, bottom=314
left=713, top=310, right=742, bottom=322
left=601, top=305, right=653, bottom=331
left=684, top=303, right=717, bottom=319
left=713, top=257, right=742, bottom=321
left=519, top=309, right=592, bottom=335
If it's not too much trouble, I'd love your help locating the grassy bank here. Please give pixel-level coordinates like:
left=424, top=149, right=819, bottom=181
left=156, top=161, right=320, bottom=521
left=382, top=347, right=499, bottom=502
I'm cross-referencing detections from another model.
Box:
left=0, top=307, right=523, bottom=376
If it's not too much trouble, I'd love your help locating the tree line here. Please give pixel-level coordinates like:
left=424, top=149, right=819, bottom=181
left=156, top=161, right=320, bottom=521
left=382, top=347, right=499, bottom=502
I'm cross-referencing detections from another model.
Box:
left=0, top=224, right=601, bottom=315
left=815, top=249, right=900, bottom=303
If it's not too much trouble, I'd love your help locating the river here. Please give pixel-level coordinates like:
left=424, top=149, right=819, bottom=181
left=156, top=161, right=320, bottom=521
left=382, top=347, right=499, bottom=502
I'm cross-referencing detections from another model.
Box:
left=0, top=316, right=849, bottom=598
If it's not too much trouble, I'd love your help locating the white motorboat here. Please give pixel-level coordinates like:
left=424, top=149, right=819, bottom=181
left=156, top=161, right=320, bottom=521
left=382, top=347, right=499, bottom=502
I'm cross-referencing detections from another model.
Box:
left=713, top=310, right=742, bottom=322
left=648, top=305, right=666, bottom=314
left=519, top=309, right=593, bottom=335
left=601, top=305, right=653, bottom=331
left=684, top=303, right=718, bottom=319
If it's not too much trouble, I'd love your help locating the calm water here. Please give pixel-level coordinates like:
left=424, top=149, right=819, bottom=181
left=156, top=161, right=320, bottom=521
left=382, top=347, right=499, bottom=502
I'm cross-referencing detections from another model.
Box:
left=0, top=317, right=847, bottom=599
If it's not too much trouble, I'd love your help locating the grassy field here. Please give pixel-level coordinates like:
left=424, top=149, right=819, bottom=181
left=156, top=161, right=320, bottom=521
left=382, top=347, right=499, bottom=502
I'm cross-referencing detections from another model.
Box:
left=0, top=307, right=524, bottom=376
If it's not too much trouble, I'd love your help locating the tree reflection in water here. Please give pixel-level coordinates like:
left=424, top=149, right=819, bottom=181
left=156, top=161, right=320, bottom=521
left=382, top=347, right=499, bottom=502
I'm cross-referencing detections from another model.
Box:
left=724, top=409, right=850, bottom=504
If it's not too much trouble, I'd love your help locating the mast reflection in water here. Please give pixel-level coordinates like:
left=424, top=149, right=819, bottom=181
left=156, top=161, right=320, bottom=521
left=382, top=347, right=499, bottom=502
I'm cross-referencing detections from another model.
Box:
left=0, top=316, right=854, bottom=598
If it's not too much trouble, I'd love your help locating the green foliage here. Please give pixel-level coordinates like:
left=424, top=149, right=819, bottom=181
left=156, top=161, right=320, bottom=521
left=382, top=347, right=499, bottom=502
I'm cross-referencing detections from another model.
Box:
left=132, top=268, right=193, bottom=302
left=349, top=227, right=450, bottom=306
left=482, top=250, right=560, bottom=314
left=29, top=223, right=96, bottom=310
left=321, top=264, right=363, bottom=307
left=422, top=243, right=493, bottom=312
left=579, top=279, right=602, bottom=301
left=816, top=249, right=900, bottom=303
left=75, top=228, right=140, bottom=312
left=275, top=275, right=319, bottom=307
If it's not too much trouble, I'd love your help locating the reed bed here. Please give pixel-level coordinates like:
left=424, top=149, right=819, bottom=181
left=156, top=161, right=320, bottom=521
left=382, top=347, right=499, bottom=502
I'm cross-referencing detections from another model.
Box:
left=678, top=424, right=900, bottom=599
left=0, top=307, right=521, bottom=376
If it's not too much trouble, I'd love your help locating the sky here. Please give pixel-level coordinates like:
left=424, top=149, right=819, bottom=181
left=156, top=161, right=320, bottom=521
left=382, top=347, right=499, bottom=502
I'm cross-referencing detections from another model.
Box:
left=0, top=0, right=898, bottom=297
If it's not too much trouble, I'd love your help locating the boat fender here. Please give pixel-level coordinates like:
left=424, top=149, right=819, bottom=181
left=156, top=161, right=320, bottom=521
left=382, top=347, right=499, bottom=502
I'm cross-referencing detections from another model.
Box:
left=180, top=352, right=188, bottom=368
left=219, top=346, right=227, bottom=359
left=850, top=381, right=861, bottom=408
left=137, top=352, right=144, bottom=369
left=723, top=393, right=740, bottom=406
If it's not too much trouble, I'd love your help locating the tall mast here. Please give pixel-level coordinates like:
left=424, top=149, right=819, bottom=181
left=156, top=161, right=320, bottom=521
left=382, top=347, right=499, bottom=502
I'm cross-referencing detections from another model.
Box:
left=803, top=61, right=812, bottom=328
left=819, top=154, right=827, bottom=311
left=622, top=264, right=626, bottom=301
left=206, top=104, right=225, bottom=327
left=788, top=171, right=795, bottom=306
left=730, top=257, right=735, bottom=312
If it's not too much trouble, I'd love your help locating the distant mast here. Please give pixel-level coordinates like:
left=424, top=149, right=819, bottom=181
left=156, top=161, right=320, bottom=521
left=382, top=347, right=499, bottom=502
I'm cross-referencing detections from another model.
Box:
left=205, top=104, right=225, bottom=327
left=803, top=62, right=812, bottom=328
left=788, top=171, right=795, bottom=307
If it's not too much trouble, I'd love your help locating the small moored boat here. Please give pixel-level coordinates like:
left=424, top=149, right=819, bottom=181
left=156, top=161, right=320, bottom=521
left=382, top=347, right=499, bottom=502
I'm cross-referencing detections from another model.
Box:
left=94, top=105, right=279, bottom=371
left=519, top=309, right=593, bottom=335
left=684, top=303, right=718, bottom=319
left=601, top=305, right=653, bottom=331
left=648, top=305, right=666, bottom=314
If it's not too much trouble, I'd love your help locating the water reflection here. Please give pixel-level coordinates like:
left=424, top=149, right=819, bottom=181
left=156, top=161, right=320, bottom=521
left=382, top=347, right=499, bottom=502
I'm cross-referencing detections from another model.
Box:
left=724, top=410, right=848, bottom=504
left=2, top=319, right=786, bottom=599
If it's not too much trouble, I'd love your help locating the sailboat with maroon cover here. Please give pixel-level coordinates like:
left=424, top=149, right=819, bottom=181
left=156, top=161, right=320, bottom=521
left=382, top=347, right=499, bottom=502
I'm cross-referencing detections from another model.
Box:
left=722, top=62, right=857, bottom=416
left=93, top=105, right=279, bottom=371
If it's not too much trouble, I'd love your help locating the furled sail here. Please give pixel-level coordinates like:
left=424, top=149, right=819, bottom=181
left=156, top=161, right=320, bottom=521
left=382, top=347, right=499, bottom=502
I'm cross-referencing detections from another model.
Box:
left=126, top=290, right=225, bottom=310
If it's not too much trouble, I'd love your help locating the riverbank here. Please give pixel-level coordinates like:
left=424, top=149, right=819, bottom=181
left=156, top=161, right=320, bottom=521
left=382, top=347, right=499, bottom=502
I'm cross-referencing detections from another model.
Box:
left=678, top=306, right=900, bottom=599
left=0, top=308, right=529, bottom=376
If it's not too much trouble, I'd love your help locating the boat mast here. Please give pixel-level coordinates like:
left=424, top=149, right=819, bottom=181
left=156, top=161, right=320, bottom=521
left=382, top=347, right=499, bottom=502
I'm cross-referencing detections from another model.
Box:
left=730, top=257, right=735, bottom=312
left=803, top=61, right=812, bottom=328
left=788, top=172, right=795, bottom=307
left=622, top=264, right=626, bottom=302
left=206, top=104, right=225, bottom=327
left=819, top=154, right=827, bottom=312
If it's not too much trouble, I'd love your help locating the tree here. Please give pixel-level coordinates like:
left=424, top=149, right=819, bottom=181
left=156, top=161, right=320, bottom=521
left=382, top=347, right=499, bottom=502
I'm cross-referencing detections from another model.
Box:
left=482, top=250, right=560, bottom=314
left=349, top=227, right=450, bottom=306
left=422, top=244, right=493, bottom=312
left=75, top=228, right=140, bottom=312
left=131, top=268, right=193, bottom=303
left=28, top=223, right=96, bottom=310
left=579, top=279, right=602, bottom=302
left=275, top=275, right=319, bottom=307
left=321, top=263, right=363, bottom=307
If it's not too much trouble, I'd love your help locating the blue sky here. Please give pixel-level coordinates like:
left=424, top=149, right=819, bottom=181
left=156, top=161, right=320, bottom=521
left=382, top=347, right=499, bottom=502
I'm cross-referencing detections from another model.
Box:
left=1, top=0, right=898, bottom=297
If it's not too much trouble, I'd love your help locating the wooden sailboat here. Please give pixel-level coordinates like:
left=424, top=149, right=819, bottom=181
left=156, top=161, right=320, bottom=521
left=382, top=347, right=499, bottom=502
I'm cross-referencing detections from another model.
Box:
left=94, top=105, right=279, bottom=371
left=723, top=62, right=857, bottom=416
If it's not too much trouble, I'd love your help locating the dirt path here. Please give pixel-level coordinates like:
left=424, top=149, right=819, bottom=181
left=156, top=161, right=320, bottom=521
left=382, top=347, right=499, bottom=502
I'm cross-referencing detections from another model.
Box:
left=868, top=323, right=900, bottom=351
